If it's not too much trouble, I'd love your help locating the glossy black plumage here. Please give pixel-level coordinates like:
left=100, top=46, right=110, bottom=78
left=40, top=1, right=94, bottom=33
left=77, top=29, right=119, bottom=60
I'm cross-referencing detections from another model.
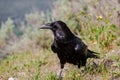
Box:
left=40, top=21, right=99, bottom=75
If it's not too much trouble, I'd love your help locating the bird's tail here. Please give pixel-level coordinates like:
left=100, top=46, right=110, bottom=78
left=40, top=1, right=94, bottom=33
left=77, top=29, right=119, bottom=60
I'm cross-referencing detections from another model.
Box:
left=87, top=49, right=100, bottom=58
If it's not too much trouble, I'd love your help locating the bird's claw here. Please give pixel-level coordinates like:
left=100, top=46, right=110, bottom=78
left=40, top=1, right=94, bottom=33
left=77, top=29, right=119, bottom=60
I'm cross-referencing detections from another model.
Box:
left=57, top=69, right=63, bottom=80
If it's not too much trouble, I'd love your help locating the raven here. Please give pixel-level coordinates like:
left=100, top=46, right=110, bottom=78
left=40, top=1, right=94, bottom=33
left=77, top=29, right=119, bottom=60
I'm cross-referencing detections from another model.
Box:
left=40, top=21, right=99, bottom=79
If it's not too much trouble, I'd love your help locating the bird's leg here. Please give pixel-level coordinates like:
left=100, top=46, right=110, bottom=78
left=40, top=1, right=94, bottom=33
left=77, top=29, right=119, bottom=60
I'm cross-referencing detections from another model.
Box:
left=78, top=63, right=81, bottom=68
left=81, top=59, right=87, bottom=72
left=58, top=69, right=63, bottom=80
left=78, top=61, right=82, bottom=68
left=58, top=63, right=64, bottom=80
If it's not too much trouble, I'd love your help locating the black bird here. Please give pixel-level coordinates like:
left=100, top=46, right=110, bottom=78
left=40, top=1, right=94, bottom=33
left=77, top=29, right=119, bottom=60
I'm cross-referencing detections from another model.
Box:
left=40, top=21, right=99, bottom=79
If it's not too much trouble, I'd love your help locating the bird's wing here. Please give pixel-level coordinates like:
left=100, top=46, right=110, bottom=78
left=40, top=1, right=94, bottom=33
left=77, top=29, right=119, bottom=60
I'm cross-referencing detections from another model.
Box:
left=51, top=41, right=58, bottom=53
left=74, top=37, right=87, bottom=55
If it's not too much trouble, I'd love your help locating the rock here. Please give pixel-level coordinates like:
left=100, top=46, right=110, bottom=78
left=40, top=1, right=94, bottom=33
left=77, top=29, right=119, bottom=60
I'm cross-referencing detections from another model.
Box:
left=8, top=77, right=15, bottom=80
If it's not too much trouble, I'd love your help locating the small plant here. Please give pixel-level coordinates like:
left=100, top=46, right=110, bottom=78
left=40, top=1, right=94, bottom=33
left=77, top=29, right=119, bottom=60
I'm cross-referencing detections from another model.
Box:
left=46, top=72, right=57, bottom=80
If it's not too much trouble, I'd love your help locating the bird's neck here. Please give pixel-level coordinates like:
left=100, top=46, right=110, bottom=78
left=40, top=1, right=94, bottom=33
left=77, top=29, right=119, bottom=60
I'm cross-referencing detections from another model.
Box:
left=54, top=31, right=75, bottom=43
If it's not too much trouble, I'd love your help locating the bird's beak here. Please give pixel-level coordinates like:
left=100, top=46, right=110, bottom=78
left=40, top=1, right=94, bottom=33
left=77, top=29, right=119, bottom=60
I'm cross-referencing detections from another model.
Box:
left=40, top=23, right=51, bottom=29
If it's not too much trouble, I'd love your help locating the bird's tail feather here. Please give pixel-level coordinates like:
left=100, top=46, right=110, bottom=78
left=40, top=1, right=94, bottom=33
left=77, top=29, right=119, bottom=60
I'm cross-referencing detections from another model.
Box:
left=87, top=49, right=100, bottom=58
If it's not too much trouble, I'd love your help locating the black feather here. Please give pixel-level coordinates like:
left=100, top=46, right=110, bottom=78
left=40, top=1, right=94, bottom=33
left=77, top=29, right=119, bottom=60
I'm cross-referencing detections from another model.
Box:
left=87, top=50, right=99, bottom=58
left=41, top=20, right=100, bottom=69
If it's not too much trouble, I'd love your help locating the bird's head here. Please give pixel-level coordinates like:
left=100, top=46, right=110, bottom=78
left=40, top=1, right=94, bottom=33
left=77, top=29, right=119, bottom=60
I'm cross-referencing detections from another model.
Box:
left=40, top=21, right=74, bottom=41
left=40, top=21, right=66, bottom=31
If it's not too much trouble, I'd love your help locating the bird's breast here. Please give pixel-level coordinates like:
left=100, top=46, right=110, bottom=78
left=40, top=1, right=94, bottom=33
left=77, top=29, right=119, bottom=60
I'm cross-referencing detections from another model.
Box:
left=56, top=42, right=76, bottom=54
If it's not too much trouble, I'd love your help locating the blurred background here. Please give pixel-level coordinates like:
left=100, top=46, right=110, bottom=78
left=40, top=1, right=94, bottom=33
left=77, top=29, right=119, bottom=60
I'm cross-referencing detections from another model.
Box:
left=0, top=0, right=55, bottom=25
left=0, top=0, right=120, bottom=80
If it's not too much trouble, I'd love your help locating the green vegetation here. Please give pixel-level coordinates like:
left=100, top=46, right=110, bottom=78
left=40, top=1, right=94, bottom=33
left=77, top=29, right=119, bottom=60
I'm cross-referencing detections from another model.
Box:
left=0, top=0, right=120, bottom=80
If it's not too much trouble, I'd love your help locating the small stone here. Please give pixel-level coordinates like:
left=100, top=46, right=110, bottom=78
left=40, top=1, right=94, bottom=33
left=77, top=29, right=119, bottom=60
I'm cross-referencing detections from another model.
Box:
left=8, top=77, right=14, bottom=80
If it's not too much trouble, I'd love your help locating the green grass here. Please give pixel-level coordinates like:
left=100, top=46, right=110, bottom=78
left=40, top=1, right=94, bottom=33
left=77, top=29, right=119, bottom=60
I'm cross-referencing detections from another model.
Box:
left=0, top=49, right=120, bottom=80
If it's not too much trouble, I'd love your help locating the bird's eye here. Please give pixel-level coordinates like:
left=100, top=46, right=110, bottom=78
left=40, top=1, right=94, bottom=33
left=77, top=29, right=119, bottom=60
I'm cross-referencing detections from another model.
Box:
left=53, top=25, right=58, bottom=30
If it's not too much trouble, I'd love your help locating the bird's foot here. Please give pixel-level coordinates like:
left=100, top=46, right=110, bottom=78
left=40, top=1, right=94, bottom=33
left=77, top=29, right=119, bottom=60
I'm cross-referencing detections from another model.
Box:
left=80, top=67, right=87, bottom=76
left=57, top=76, right=62, bottom=80
left=57, top=69, right=65, bottom=80
left=57, top=69, right=62, bottom=80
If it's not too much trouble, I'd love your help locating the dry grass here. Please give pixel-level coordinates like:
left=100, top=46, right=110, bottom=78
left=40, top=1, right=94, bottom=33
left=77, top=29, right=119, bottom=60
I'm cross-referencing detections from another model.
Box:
left=0, top=0, right=120, bottom=80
